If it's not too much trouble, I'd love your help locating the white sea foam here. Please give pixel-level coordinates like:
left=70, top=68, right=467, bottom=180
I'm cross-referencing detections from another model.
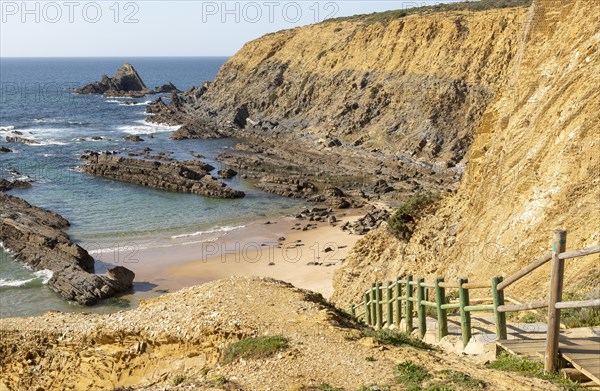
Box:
left=0, top=125, right=16, bottom=131
left=118, top=120, right=180, bottom=135
left=117, top=100, right=152, bottom=106
left=0, top=270, right=52, bottom=288
left=171, top=225, right=245, bottom=240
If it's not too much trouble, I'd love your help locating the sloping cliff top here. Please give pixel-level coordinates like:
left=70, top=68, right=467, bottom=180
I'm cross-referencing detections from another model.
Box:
left=0, top=277, right=560, bottom=390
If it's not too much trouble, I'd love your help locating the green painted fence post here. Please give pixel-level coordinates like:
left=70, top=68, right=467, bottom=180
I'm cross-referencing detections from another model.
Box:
left=416, top=277, right=426, bottom=339
left=395, top=277, right=403, bottom=328
left=435, top=277, right=449, bottom=340
left=386, top=281, right=394, bottom=327
left=458, top=277, right=472, bottom=348
left=492, top=276, right=507, bottom=340
left=364, top=291, right=371, bottom=326
left=375, top=282, right=383, bottom=330
left=405, top=275, right=413, bottom=333
left=371, top=283, right=377, bottom=326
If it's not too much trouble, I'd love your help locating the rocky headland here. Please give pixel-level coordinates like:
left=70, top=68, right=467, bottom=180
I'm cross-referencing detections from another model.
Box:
left=80, top=152, right=245, bottom=199
left=76, top=63, right=180, bottom=98
left=0, top=193, right=135, bottom=305
left=144, top=1, right=529, bottom=208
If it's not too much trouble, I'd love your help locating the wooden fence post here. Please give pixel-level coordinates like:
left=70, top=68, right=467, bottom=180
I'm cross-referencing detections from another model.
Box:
left=364, top=291, right=371, bottom=326
left=405, top=275, right=413, bottom=333
left=458, top=277, right=472, bottom=348
left=545, top=229, right=567, bottom=372
left=416, top=278, right=426, bottom=339
left=492, top=276, right=507, bottom=340
left=386, top=281, right=394, bottom=327
left=371, top=283, right=377, bottom=326
left=376, top=282, right=383, bottom=330
left=395, top=277, right=403, bottom=328
left=435, top=277, right=449, bottom=340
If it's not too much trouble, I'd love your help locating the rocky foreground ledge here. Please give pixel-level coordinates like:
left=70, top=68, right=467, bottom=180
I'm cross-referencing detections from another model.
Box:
left=0, top=277, right=557, bottom=390
left=80, top=152, right=245, bottom=199
left=0, top=193, right=134, bottom=305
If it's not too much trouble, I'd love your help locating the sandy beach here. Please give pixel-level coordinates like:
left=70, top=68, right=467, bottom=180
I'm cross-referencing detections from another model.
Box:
left=114, top=212, right=364, bottom=300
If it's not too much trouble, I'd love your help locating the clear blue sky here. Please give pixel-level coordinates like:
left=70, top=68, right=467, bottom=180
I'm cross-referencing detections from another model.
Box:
left=1, top=1, right=465, bottom=57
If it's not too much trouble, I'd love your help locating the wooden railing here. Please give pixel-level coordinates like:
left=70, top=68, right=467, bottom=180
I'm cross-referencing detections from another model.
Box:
left=350, top=229, right=600, bottom=373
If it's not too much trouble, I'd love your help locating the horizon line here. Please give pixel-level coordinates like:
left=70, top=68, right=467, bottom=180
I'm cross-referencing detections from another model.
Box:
left=0, top=55, right=233, bottom=59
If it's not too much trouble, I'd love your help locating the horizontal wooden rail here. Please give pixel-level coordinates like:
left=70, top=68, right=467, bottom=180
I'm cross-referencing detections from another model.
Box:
left=350, top=230, right=596, bottom=375
left=462, top=282, right=491, bottom=289
left=555, top=299, right=600, bottom=309
left=558, top=245, right=600, bottom=260
left=440, top=303, right=460, bottom=310
left=464, top=304, right=495, bottom=312
left=497, top=300, right=548, bottom=312
left=438, top=281, right=458, bottom=288
left=497, top=252, right=552, bottom=291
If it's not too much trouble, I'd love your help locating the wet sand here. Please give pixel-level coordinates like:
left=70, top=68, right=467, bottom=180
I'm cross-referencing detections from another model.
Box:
left=111, top=213, right=363, bottom=300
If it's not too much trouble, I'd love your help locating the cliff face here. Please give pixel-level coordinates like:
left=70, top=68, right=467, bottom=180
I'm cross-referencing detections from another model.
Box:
left=168, top=6, right=526, bottom=166
left=332, top=0, right=600, bottom=307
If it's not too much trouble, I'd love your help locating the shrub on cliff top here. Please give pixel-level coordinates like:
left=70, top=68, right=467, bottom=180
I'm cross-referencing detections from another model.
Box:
left=223, top=335, right=289, bottom=363
left=387, top=193, right=438, bottom=241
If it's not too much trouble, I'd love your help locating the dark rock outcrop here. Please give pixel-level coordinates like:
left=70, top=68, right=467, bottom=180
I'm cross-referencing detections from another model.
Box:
left=0, top=145, right=12, bottom=153
left=0, top=178, right=31, bottom=192
left=5, top=136, right=39, bottom=145
left=255, top=176, right=318, bottom=199
left=154, top=82, right=181, bottom=94
left=76, top=63, right=153, bottom=97
left=80, top=154, right=245, bottom=199
left=124, top=135, right=144, bottom=142
left=217, top=168, right=237, bottom=179
left=0, top=193, right=135, bottom=305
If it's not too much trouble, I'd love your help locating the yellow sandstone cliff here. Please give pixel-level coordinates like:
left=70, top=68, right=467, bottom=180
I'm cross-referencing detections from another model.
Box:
left=332, top=0, right=600, bottom=307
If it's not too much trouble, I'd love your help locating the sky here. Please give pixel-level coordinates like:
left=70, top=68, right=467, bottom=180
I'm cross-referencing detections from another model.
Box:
left=0, top=1, right=465, bottom=57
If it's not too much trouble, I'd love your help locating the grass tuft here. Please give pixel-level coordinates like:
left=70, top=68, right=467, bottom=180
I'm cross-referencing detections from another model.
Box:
left=222, top=335, right=289, bottom=363
left=172, top=375, right=186, bottom=386
left=363, top=329, right=433, bottom=350
left=395, top=360, right=431, bottom=388
left=488, top=353, right=582, bottom=390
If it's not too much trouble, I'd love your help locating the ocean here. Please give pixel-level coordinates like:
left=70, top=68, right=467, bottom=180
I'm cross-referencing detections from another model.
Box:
left=0, top=57, right=304, bottom=318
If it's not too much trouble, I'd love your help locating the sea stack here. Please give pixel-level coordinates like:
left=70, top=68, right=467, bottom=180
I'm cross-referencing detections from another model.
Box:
left=76, top=63, right=153, bottom=97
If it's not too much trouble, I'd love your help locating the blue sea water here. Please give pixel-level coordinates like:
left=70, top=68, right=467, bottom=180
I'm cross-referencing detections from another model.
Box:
left=0, top=57, right=304, bottom=317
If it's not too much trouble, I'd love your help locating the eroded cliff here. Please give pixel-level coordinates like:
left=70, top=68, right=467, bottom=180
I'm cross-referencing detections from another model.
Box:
left=332, top=0, right=600, bottom=307
left=149, top=1, right=531, bottom=202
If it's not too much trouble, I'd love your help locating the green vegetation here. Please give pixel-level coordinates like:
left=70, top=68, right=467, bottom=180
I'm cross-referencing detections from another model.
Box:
left=387, top=193, right=438, bottom=240
left=395, top=360, right=431, bottom=389
left=363, top=329, right=433, bottom=350
left=437, top=370, right=486, bottom=389
left=222, top=335, right=289, bottom=363
left=208, top=375, right=228, bottom=386
left=357, top=386, right=390, bottom=391
left=327, top=0, right=532, bottom=25
left=488, top=353, right=581, bottom=390
left=393, top=362, right=488, bottom=390
left=172, top=375, right=186, bottom=386
left=320, top=384, right=345, bottom=391
left=561, top=291, right=600, bottom=328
